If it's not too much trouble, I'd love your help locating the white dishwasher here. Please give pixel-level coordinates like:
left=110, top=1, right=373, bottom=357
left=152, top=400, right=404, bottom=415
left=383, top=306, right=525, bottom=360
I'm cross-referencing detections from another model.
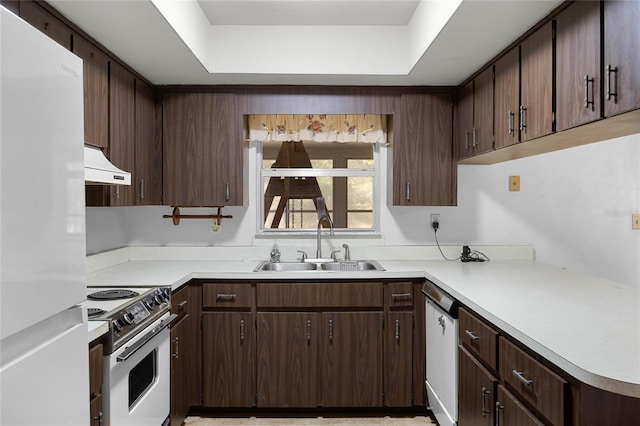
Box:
left=423, top=281, right=459, bottom=426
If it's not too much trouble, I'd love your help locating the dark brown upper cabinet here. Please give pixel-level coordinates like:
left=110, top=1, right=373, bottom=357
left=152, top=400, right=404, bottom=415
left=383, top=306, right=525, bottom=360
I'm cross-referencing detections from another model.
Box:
left=520, top=21, right=554, bottom=142
left=163, top=92, right=243, bottom=207
left=394, top=92, right=454, bottom=206
left=494, top=46, right=520, bottom=149
left=72, top=35, right=109, bottom=149
left=603, top=0, right=640, bottom=117
left=456, top=67, right=494, bottom=159
left=555, top=0, right=602, bottom=132
left=20, top=0, right=71, bottom=50
left=108, top=62, right=136, bottom=206
left=135, top=81, right=162, bottom=205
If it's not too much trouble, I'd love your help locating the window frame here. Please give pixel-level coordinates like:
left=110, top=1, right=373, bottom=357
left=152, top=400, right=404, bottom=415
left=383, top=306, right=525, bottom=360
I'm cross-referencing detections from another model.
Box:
left=256, top=141, right=381, bottom=236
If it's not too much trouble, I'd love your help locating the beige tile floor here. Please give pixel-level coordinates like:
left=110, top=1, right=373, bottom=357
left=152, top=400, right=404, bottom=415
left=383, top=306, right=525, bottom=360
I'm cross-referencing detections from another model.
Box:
left=184, top=415, right=435, bottom=425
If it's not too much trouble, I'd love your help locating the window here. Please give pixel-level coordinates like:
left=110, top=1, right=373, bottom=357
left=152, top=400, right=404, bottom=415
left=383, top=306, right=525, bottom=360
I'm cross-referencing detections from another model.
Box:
left=259, top=140, right=378, bottom=233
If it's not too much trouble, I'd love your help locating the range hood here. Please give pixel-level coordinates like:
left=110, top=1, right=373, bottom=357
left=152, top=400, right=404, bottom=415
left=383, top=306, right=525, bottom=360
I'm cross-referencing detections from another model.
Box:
left=84, top=144, right=131, bottom=185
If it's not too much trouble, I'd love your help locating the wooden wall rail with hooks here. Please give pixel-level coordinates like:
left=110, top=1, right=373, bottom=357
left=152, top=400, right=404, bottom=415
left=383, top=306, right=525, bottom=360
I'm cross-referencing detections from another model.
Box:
left=163, top=206, right=233, bottom=226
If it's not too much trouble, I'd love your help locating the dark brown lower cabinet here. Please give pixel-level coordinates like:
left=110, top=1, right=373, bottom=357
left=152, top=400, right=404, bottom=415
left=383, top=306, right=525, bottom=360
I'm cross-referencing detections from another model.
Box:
left=458, top=345, right=497, bottom=426
left=170, top=313, right=190, bottom=425
left=384, top=311, right=413, bottom=407
left=202, top=312, right=255, bottom=407
left=495, top=385, right=544, bottom=426
left=320, top=312, right=383, bottom=407
left=88, top=342, right=103, bottom=426
left=256, top=312, right=318, bottom=407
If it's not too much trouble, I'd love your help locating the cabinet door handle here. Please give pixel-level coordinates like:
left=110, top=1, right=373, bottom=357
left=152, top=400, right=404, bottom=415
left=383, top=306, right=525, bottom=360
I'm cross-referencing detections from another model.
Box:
left=495, top=401, right=504, bottom=426
left=92, top=411, right=103, bottom=426
left=113, top=185, right=120, bottom=199
left=225, top=182, right=230, bottom=202
left=508, top=111, right=514, bottom=135
left=139, top=179, right=145, bottom=200
left=405, top=182, right=411, bottom=202
left=328, top=319, right=334, bottom=342
left=394, top=319, right=400, bottom=341
left=172, top=336, right=179, bottom=358
left=584, top=74, right=595, bottom=110
left=481, top=386, right=491, bottom=417
left=437, top=314, right=446, bottom=330
left=464, top=130, right=470, bottom=150
left=465, top=329, right=480, bottom=342
left=306, top=319, right=312, bottom=343
left=519, top=105, right=527, bottom=132
left=472, top=127, right=477, bottom=147
left=391, top=292, right=412, bottom=301
left=216, top=293, right=236, bottom=301
left=512, top=369, right=533, bottom=386
left=240, top=319, right=245, bottom=342
left=606, top=64, right=618, bottom=102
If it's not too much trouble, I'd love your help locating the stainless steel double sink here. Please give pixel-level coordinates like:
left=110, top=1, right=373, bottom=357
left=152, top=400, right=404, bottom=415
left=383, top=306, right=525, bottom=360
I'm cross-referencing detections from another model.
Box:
left=254, top=259, right=385, bottom=272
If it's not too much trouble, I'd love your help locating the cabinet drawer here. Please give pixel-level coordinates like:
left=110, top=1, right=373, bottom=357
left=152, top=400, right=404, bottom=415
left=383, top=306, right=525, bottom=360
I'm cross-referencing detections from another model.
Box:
left=256, top=282, right=383, bottom=308
left=203, top=283, right=252, bottom=308
left=171, top=286, right=190, bottom=316
left=388, top=282, right=413, bottom=307
left=459, top=307, right=498, bottom=370
left=498, top=337, right=567, bottom=425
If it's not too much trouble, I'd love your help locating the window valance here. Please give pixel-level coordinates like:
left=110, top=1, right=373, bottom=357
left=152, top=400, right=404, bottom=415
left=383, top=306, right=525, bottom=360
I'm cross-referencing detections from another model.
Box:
left=248, top=114, right=387, bottom=144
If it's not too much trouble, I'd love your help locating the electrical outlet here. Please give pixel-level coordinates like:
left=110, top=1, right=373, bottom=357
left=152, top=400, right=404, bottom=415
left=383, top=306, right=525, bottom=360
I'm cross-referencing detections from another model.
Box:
left=430, top=213, right=440, bottom=229
left=633, top=214, right=640, bottom=230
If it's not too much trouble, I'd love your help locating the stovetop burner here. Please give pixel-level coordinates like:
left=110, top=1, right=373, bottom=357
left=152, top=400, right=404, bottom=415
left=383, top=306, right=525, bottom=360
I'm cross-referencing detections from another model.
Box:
left=87, top=289, right=140, bottom=300
left=87, top=307, right=106, bottom=318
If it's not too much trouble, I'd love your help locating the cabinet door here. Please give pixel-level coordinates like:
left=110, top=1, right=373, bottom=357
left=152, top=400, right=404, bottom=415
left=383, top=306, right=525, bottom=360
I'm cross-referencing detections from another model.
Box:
left=109, top=62, right=136, bottom=206
left=320, top=312, right=383, bottom=407
left=496, top=385, right=544, bottom=426
left=256, top=312, right=318, bottom=408
left=384, top=312, right=413, bottom=407
left=20, top=1, right=71, bottom=49
left=604, top=0, right=640, bottom=116
left=556, top=0, right=602, bottom=131
left=394, top=93, right=454, bottom=206
left=135, top=80, right=162, bottom=205
left=456, top=82, right=474, bottom=159
left=170, top=314, right=190, bottom=425
left=72, top=36, right=109, bottom=149
left=473, top=66, right=494, bottom=155
left=202, top=312, right=255, bottom=407
left=458, top=345, right=497, bottom=426
left=494, top=47, right=520, bottom=149
left=163, top=92, right=242, bottom=206
left=520, top=21, right=554, bottom=142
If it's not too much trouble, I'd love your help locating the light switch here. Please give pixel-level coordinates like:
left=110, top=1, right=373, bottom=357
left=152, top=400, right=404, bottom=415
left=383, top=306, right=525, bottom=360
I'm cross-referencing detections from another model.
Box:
left=509, top=175, right=520, bottom=192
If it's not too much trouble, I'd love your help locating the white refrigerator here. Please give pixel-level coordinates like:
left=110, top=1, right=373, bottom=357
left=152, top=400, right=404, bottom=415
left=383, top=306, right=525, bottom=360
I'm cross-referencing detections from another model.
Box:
left=0, top=7, right=89, bottom=425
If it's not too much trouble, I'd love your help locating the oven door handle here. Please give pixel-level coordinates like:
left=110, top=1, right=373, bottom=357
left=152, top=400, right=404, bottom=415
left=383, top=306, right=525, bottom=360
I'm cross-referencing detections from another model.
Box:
left=116, top=314, right=178, bottom=363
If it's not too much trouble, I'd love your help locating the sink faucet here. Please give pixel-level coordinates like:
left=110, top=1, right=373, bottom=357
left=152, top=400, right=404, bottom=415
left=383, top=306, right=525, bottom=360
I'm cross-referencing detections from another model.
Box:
left=315, top=197, right=334, bottom=259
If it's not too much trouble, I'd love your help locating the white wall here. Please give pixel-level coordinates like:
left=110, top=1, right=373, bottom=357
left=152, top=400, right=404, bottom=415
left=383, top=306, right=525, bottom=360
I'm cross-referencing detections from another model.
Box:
left=86, top=133, right=640, bottom=287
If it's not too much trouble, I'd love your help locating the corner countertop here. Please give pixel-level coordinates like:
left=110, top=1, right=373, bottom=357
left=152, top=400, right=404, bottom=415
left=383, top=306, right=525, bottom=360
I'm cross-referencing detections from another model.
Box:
left=86, top=256, right=640, bottom=398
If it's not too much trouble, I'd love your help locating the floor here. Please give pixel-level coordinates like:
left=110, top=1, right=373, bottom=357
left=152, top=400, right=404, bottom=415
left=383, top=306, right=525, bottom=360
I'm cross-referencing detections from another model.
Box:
left=184, top=415, right=435, bottom=425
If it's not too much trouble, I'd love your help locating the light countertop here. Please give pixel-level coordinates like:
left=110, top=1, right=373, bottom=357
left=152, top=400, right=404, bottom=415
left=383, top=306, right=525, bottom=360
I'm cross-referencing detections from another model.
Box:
left=88, top=320, right=109, bottom=344
left=86, top=255, right=640, bottom=398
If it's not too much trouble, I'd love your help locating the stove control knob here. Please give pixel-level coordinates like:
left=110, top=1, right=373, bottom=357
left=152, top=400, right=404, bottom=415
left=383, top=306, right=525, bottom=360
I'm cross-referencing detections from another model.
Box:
left=122, top=312, right=134, bottom=325
left=113, top=319, right=124, bottom=332
left=144, top=299, right=156, bottom=309
left=154, top=295, right=166, bottom=305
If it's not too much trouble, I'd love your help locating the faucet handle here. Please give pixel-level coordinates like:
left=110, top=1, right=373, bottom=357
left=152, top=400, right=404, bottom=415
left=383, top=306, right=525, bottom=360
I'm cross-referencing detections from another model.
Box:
left=297, top=250, right=308, bottom=262
left=330, top=249, right=341, bottom=261
left=342, top=243, right=351, bottom=261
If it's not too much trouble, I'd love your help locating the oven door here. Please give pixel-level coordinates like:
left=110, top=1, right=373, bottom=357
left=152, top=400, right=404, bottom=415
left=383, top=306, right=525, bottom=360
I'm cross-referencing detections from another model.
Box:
left=103, top=313, right=172, bottom=426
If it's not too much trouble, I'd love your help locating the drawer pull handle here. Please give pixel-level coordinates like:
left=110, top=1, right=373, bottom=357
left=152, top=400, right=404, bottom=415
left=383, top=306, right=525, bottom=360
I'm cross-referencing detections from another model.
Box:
left=395, top=319, right=400, bottom=341
left=512, top=369, right=533, bottom=386
left=176, top=300, right=187, bottom=311
left=465, top=329, right=480, bottom=342
left=481, top=386, right=490, bottom=417
left=217, top=293, right=236, bottom=301
left=391, top=292, right=412, bottom=301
